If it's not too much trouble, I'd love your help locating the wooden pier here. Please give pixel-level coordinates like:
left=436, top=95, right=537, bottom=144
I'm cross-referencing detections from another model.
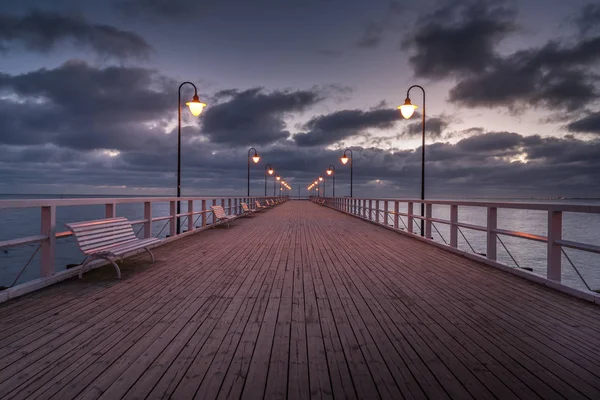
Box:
left=0, top=201, right=599, bottom=399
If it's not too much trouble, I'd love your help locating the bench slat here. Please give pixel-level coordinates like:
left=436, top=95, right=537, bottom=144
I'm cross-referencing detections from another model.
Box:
left=75, top=226, right=136, bottom=241
left=81, top=238, right=141, bottom=254
left=66, top=217, right=128, bottom=229
left=79, top=231, right=138, bottom=250
left=100, top=238, right=161, bottom=255
left=68, top=221, right=133, bottom=234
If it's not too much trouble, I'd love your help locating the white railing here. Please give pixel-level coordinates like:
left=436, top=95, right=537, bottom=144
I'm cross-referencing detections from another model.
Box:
left=0, top=195, right=285, bottom=295
left=314, top=196, right=600, bottom=292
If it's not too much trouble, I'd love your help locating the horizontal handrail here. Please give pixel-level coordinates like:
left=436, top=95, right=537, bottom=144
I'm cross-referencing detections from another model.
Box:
left=324, top=197, right=600, bottom=213
left=0, top=235, right=47, bottom=250
left=0, top=195, right=278, bottom=209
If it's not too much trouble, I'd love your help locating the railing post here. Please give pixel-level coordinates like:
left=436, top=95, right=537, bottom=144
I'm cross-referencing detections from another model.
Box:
left=188, top=200, right=194, bottom=232
left=40, top=206, right=56, bottom=277
left=547, top=210, right=562, bottom=281
left=375, top=200, right=380, bottom=224
left=234, top=198, right=238, bottom=215
left=383, top=201, right=388, bottom=225
left=394, top=201, right=399, bottom=229
left=212, top=199, right=217, bottom=224
left=228, top=198, right=232, bottom=215
left=201, top=200, right=207, bottom=227
left=450, top=205, right=458, bottom=247
left=170, top=201, right=177, bottom=237
left=144, top=201, right=152, bottom=238
left=408, top=202, right=414, bottom=233
left=487, top=207, right=497, bottom=260
left=363, top=199, right=367, bottom=218
left=105, top=203, right=116, bottom=218
left=369, top=200, right=373, bottom=220
left=425, top=203, right=432, bottom=239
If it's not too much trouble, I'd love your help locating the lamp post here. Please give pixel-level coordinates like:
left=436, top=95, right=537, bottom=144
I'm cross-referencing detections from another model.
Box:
left=177, top=82, right=206, bottom=235
left=398, top=84, right=425, bottom=237
left=318, top=176, right=324, bottom=197
left=326, top=165, right=335, bottom=197
left=265, top=164, right=274, bottom=196
left=275, top=174, right=281, bottom=196
left=247, top=148, right=260, bottom=196
left=340, top=148, right=353, bottom=197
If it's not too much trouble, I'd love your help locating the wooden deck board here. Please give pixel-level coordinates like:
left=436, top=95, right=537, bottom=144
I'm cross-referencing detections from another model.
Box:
left=1, top=200, right=599, bottom=399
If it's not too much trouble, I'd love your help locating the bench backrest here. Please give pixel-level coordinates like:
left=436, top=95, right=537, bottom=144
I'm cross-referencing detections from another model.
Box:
left=255, top=200, right=263, bottom=208
left=267, top=199, right=273, bottom=205
left=241, top=202, right=250, bottom=212
left=66, top=217, right=138, bottom=255
left=211, top=205, right=227, bottom=219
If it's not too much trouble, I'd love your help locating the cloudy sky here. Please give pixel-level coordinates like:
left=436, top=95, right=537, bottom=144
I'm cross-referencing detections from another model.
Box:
left=0, top=0, right=599, bottom=198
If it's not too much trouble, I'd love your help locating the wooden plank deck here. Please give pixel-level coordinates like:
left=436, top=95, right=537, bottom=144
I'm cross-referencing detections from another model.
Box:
left=1, top=200, right=599, bottom=399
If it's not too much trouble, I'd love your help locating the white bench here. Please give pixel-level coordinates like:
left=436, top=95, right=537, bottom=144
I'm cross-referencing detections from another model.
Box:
left=240, top=202, right=256, bottom=216
left=66, top=217, right=161, bottom=279
left=254, top=200, right=267, bottom=211
left=210, top=205, right=236, bottom=227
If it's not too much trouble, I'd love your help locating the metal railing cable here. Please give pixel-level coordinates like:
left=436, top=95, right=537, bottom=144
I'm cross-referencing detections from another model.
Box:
left=155, top=219, right=171, bottom=238
left=496, top=235, right=525, bottom=270
left=431, top=222, right=448, bottom=245
left=4, top=244, right=41, bottom=289
left=457, top=226, right=480, bottom=255
left=561, top=248, right=592, bottom=291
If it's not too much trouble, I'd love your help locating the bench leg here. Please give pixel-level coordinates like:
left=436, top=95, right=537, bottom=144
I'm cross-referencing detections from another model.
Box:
left=144, top=247, right=155, bottom=264
left=78, top=257, right=91, bottom=279
left=78, top=255, right=121, bottom=279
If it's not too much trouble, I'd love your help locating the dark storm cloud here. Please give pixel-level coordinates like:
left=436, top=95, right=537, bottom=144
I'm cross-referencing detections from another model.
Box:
left=0, top=60, right=172, bottom=151
left=404, top=1, right=600, bottom=113
left=574, top=2, right=600, bottom=36
left=402, top=115, right=449, bottom=139
left=448, top=37, right=600, bottom=111
left=401, top=0, right=517, bottom=78
left=567, top=112, right=600, bottom=135
left=201, top=87, right=324, bottom=145
left=294, top=108, right=400, bottom=146
left=0, top=11, right=151, bottom=59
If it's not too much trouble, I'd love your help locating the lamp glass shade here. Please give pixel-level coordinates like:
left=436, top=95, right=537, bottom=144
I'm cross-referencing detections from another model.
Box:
left=318, top=176, right=323, bottom=181
left=186, top=95, right=206, bottom=117
left=268, top=168, right=274, bottom=175
left=341, top=156, right=349, bottom=164
left=276, top=176, right=281, bottom=181
left=326, top=169, right=333, bottom=175
left=252, top=155, right=260, bottom=163
left=398, top=98, right=417, bottom=119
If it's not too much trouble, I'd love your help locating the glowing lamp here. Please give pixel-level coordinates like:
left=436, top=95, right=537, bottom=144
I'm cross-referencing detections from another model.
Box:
left=186, top=95, right=207, bottom=117
left=268, top=168, right=274, bottom=175
left=276, top=176, right=281, bottom=181
left=318, top=176, right=323, bottom=181
left=398, top=97, right=417, bottom=119
left=326, top=169, right=333, bottom=175
left=341, top=156, right=349, bottom=164
left=252, top=155, right=260, bottom=163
